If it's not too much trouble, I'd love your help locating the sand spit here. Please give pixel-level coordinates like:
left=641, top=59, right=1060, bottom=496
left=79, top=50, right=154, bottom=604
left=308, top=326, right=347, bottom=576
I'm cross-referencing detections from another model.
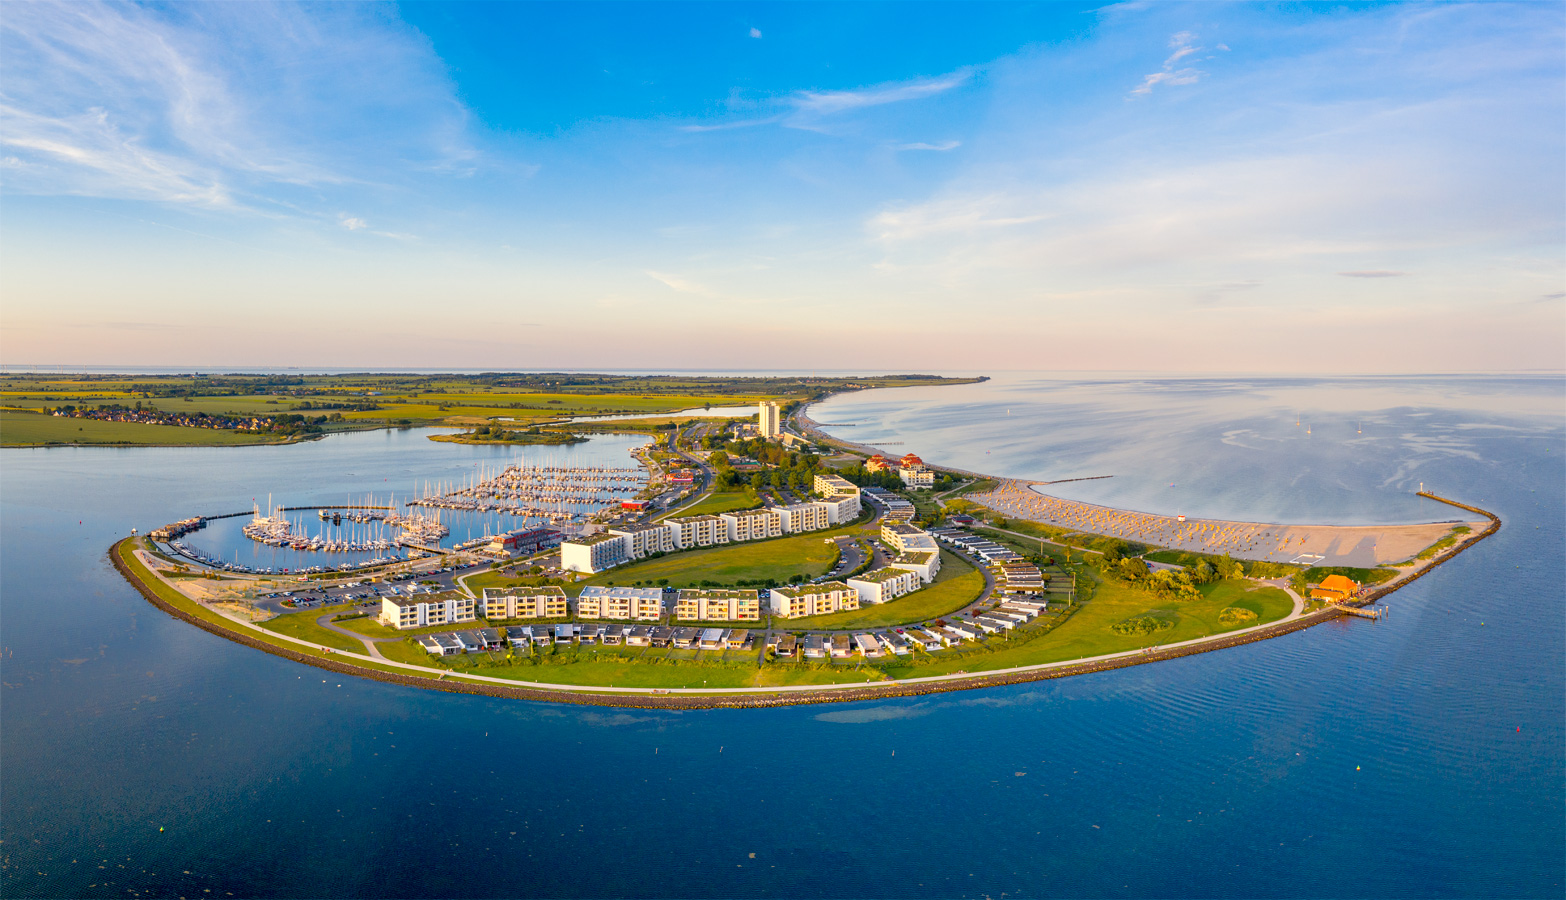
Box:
left=971, top=480, right=1480, bottom=567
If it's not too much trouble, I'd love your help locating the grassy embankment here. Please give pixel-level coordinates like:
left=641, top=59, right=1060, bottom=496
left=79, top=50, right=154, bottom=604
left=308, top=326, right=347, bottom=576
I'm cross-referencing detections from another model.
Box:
left=781, top=550, right=984, bottom=630
left=879, top=576, right=1293, bottom=678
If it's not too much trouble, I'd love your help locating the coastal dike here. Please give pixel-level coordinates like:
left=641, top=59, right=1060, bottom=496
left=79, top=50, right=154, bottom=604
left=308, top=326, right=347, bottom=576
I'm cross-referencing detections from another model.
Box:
left=110, top=490, right=1497, bottom=709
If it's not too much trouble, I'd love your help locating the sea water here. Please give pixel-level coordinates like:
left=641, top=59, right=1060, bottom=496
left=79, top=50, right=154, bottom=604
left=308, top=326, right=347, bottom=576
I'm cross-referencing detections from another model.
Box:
left=2, top=375, right=1561, bottom=898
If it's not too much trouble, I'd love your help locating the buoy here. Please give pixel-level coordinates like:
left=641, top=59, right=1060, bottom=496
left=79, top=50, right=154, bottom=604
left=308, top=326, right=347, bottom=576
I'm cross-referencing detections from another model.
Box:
left=159, top=827, right=164, bottom=832
left=1356, top=766, right=1361, bottom=771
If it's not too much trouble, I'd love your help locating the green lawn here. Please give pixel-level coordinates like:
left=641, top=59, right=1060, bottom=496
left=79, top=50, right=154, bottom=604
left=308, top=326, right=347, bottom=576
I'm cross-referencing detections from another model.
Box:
left=781, top=550, right=984, bottom=630
left=881, top=576, right=1295, bottom=678
left=580, top=528, right=854, bottom=589
left=254, top=604, right=371, bottom=653
left=663, top=489, right=760, bottom=518
left=2, top=410, right=282, bottom=447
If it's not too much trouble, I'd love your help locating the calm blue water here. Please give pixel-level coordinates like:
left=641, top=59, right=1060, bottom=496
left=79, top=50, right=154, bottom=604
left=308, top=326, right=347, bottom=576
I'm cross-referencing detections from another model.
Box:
left=3, top=375, right=1561, bottom=898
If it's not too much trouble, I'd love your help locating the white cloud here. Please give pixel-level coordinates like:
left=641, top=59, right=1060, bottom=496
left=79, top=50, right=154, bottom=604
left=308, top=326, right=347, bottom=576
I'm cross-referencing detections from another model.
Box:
left=339, top=214, right=367, bottom=231
left=791, top=71, right=970, bottom=116
left=749, top=27, right=762, bottom=39
left=1339, top=270, right=1408, bottom=278
left=682, top=70, right=971, bottom=133
left=0, top=2, right=476, bottom=211
left=1131, top=30, right=1206, bottom=96
left=895, top=140, right=962, bottom=152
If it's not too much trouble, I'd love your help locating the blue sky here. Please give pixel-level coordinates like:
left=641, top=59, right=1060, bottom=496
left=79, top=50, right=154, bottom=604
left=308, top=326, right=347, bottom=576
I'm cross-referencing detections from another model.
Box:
left=1, top=1, right=1561, bottom=372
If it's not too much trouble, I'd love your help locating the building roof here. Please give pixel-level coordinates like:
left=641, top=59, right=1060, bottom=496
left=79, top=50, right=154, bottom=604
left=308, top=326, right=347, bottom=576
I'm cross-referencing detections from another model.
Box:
left=771, top=581, right=853, bottom=598
left=677, top=589, right=760, bottom=601
left=850, top=567, right=915, bottom=585
left=1318, top=574, right=1359, bottom=593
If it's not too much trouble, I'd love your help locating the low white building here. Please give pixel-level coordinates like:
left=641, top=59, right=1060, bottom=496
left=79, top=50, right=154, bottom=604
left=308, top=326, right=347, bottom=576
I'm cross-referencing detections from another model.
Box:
left=813, top=473, right=860, bottom=497
left=815, top=493, right=860, bottom=525
left=847, top=567, right=922, bottom=605
left=560, top=532, right=630, bottom=574
left=899, top=467, right=935, bottom=489
left=481, top=586, right=568, bottom=619
left=608, top=522, right=675, bottom=559
left=769, top=582, right=859, bottom=618
left=888, top=550, right=941, bottom=583
left=675, top=589, right=762, bottom=621
left=577, top=585, right=664, bottom=621
left=381, top=594, right=477, bottom=630
left=773, top=502, right=829, bottom=534
left=721, top=508, right=783, bottom=543
left=882, top=523, right=938, bottom=554
left=666, top=514, right=730, bottom=549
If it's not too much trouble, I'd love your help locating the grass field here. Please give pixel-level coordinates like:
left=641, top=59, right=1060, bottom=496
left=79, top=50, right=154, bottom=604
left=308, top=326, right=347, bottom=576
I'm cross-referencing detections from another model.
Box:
left=663, top=489, right=760, bottom=519
left=2, top=410, right=282, bottom=447
left=253, top=604, right=370, bottom=653
left=781, top=550, right=984, bottom=630
left=881, top=576, right=1294, bottom=678
left=579, top=528, right=853, bottom=589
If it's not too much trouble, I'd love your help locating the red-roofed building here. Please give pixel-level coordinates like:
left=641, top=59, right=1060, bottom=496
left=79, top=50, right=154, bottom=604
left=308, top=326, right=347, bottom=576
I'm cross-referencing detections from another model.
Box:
left=899, top=453, right=925, bottom=469
left=865, top=454, right=891, bottom=473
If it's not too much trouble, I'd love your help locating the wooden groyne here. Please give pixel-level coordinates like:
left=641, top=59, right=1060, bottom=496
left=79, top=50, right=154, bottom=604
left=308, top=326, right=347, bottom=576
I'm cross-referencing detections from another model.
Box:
left=112, top=491, right=1500, bottom=710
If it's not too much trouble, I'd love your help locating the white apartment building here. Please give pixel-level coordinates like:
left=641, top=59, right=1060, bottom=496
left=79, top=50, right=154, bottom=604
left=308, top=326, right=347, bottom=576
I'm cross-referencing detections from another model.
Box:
left=768, top=582, right=859, bottom=618
left=675, top=589, right=761, bottom=621
left=888, top=550, right=941, bottom=583
left=773, top=502, right=830, bottom=534
left=381, top=594, right=478, bottom=630
left=899, top=467, right=935, bottom=489
left=666, top=514, right=730, bottom=549
left=481, top=587, right=569, bottom=619
left=608, top=522, right=675, bottom=558
left=721, top=508, right=783, bottom=543
left=815, top=493, right=860, bottom=525
left=882, top=523, right=938, bottom=554
left=814, top=473, right=859, bottom=497
left=560, top=531, right=630, bottom=574
left=759, top=401, right=781, bottom=438
left=847, top=566, right=922, bottom=605
left=577, top=585, right=665, bottom=621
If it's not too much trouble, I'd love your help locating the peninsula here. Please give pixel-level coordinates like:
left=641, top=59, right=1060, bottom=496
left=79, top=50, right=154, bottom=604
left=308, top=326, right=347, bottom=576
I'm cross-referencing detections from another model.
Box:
left=107, top=384, right=1498, bottom=708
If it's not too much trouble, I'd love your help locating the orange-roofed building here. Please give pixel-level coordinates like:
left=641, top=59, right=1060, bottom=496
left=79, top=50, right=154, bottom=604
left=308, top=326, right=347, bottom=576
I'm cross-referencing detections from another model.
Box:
left=899, top=453, right=925, bottom=469
left=1310, top=573, right=1360, bottom=603
left=865, top=454, right=891, bottom=473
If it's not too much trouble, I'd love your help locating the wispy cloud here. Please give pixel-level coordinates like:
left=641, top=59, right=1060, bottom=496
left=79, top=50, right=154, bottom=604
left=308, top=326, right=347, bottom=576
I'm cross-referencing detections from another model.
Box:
left=0, top=2, right=476, bottom=212
left=682, top=71, right=971, bottom=133
left=1338, top=270, right=1408, bottom=278
left=339, top=214, right=367, bottom=231
left=749, top=27, right=762, bottom=39
left=646, top=270, right=716, bottom=297
left=1131, top=31, right=1207, bottom=96
left=895, top=140, right=962, bottom=152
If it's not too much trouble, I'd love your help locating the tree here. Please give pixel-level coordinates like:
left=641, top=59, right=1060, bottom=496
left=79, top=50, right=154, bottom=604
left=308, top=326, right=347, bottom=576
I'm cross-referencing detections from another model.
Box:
left=708, top=451, right=729, bottom=469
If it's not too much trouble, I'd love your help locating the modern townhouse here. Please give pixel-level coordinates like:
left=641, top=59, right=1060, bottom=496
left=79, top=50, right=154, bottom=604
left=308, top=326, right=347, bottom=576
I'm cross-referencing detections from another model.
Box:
left=381, top=593, right=477, bottom=630
left=769, top=581, right=859, bottom=618
left=847, top=566, right=922, bottom=605
left=560, top=531, right=630, bottom=574
left=721, top=508, right=783, bottom=543
left=576, top=585, right=665, bottom=621
left=675, top=589, right=761, bottom=622
left=665, top=514, right=730, bottom=549
left=608, top=522, right=676, bottom=558
left=481, top=586, right=569, bottom=620
left=773, top=502, right=830, bottom=534
left=888, top=550, right=941, bottom=583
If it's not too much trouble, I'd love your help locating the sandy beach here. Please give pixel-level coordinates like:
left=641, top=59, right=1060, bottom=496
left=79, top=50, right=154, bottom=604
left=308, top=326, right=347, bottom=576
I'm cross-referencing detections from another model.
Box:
left=970, top=480, right=1481, bottom=567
